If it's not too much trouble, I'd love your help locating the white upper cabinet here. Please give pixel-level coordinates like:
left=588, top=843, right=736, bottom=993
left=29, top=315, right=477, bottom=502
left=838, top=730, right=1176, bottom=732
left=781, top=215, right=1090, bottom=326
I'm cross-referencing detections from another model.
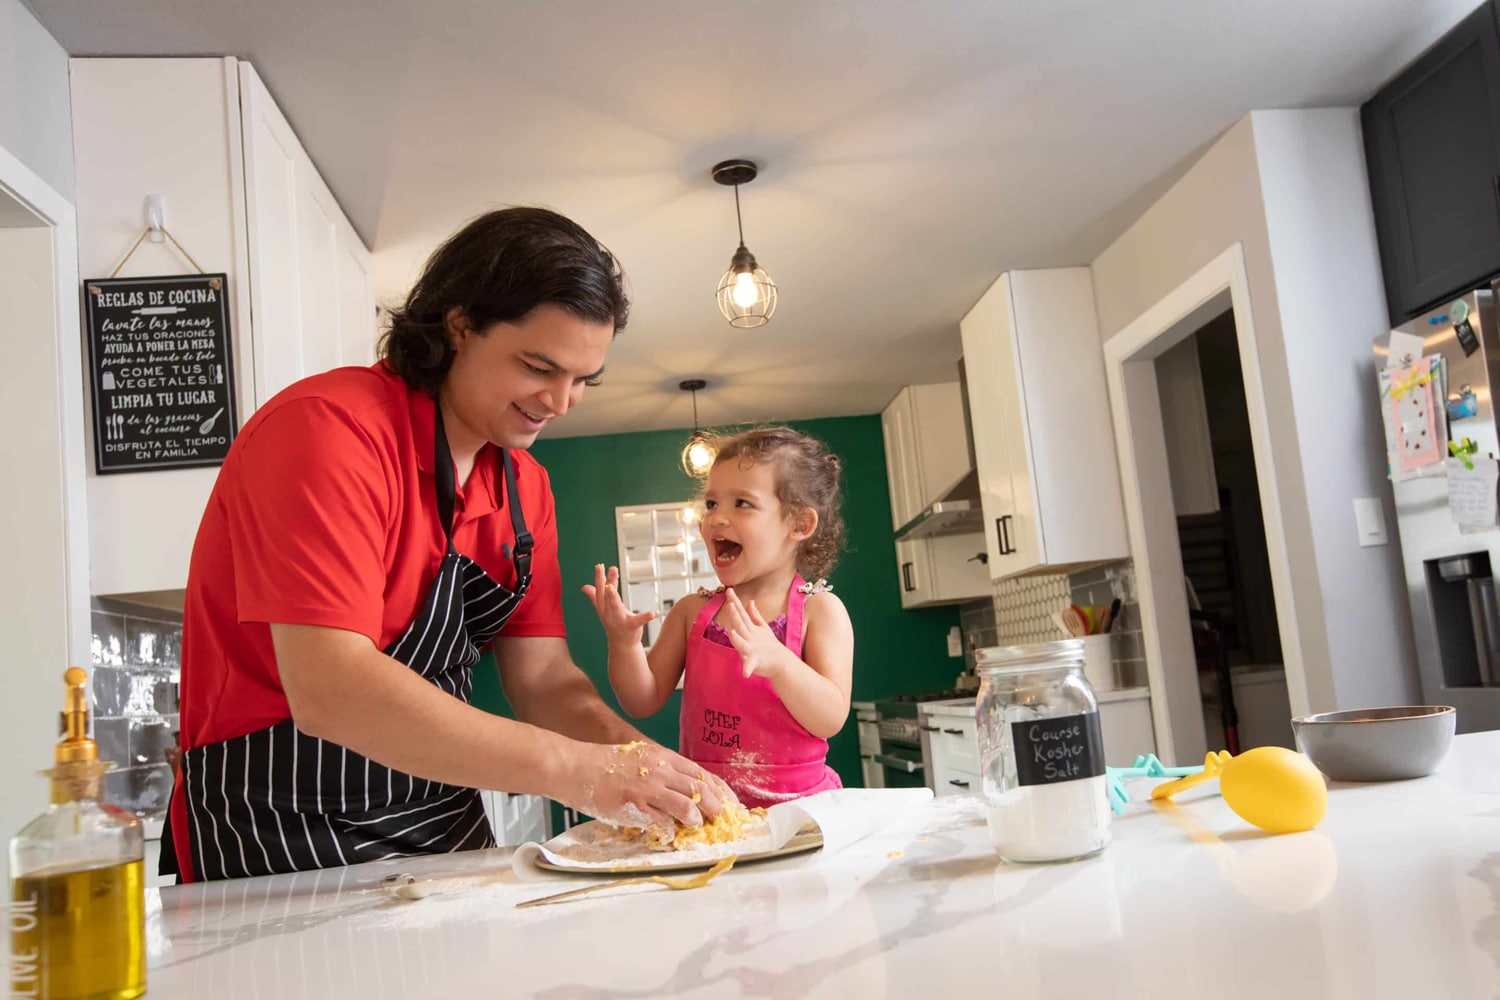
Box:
left=881, top=383, right=972, bottom=531
left=960, top=269, right=1128, bottom=580
left=881, top=389, right=923, bottom=531
left=240, top=64, right=375, bottom=408
left=881, top=383, right=990, bottom=608
left=73, top=58, right=374, bottom=596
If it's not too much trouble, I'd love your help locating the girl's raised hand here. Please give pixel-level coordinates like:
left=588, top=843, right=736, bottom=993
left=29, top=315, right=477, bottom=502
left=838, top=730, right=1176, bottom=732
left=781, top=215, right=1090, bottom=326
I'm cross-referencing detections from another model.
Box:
left=582, top=564, right=655, bottom=646
left=723, top=587, right=789, bottom=680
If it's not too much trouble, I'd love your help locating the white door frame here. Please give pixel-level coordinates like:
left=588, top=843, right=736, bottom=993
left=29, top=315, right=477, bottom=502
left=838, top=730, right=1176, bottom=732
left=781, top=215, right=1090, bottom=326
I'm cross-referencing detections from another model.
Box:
left=1102, top=243, right=1306, bottom=763
left=0, top=144, right=89, bottom=666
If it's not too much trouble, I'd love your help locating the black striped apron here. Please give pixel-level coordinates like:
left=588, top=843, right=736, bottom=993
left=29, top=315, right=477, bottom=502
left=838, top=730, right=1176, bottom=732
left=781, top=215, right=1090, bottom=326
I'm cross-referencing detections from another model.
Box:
left=168, top=406, right=532, bottom=881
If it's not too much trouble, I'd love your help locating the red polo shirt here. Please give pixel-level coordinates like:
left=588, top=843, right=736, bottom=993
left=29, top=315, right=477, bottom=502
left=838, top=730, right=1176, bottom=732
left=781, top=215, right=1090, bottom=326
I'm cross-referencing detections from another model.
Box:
left=179, top=362, right=565, bottom=753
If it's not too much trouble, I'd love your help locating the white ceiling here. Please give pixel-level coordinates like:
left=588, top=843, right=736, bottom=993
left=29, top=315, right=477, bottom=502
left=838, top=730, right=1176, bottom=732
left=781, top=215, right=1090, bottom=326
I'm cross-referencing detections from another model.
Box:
left=28, top=0, right=1473, bottom=438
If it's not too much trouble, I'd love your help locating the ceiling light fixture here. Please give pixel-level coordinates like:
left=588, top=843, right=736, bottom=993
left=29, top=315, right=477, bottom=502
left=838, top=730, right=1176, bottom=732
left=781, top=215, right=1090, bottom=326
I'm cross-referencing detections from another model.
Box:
left=679, top=378, right=715, bottom=477
left=713, top=159, right=778, bottom=329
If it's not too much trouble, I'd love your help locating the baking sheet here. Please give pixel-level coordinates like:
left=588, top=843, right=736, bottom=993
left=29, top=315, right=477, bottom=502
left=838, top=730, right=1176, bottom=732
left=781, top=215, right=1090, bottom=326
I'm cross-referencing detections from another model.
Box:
left=532, top=823, right=825, bottom=875
left=512, top=787, right=932, bottom=881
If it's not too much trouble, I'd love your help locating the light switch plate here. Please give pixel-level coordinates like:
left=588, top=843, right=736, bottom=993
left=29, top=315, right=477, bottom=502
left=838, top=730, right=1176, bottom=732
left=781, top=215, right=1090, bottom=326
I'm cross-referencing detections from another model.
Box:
left=1354, top=497, right=1388, bottom=547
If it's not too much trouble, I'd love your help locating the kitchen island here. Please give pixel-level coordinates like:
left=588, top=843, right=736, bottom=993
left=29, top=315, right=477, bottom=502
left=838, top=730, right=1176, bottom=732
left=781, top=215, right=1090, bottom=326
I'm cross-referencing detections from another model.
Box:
left=145, top=733, right=1500, bottom=998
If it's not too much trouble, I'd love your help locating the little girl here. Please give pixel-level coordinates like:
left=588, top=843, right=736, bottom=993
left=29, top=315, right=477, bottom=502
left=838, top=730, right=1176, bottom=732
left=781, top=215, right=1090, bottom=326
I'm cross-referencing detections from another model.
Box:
left=585, top=426, right=853, bottom=807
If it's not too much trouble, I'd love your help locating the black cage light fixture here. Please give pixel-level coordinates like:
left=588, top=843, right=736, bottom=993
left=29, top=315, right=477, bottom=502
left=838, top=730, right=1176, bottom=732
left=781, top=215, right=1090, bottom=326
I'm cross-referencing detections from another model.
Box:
left=713, top=159, right=778, bottom=329
left=679, top=378, right=715, bottom=477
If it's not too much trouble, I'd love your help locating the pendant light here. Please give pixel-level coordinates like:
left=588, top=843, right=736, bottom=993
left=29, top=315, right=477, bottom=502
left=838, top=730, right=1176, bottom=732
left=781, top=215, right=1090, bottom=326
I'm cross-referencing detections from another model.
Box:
left=713, top=159, right=778, bottom=329
left=679, top=379, right=715, bottom=477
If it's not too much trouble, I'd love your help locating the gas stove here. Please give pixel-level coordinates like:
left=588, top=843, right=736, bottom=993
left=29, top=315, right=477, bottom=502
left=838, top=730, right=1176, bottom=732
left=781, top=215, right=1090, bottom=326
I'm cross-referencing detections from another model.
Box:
left=874, top=690, right=974, bottom=747
left=874, top=690, right=972, bottom=720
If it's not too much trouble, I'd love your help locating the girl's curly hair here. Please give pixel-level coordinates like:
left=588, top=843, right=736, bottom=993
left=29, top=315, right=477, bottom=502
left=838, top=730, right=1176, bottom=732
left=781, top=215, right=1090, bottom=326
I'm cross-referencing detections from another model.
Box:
left=702, top=426, right=846, bottom=579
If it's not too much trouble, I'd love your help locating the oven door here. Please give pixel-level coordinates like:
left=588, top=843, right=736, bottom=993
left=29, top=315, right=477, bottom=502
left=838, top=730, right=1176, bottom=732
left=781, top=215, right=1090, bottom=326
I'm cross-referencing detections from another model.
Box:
left=874, top=744, right=926, bottom=789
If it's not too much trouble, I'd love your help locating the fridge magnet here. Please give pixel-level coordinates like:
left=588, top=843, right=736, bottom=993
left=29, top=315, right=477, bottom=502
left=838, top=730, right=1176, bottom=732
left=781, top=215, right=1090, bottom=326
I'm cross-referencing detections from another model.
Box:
left=1390, top=358, right=1444, bottom=474
left=1448, top=386, right=1479, bottom=422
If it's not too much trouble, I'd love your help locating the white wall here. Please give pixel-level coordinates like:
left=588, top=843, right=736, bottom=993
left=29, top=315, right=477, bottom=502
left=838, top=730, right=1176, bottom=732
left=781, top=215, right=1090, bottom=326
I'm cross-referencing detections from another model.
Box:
left=1253, top=108, right=1419, bottom=710
left=0, top=222, right=81, bottom=877
left=71, top=58, right=255, bottom=595
left=0, top=0, right=73, bottom=200
left=0, top=0, right=88, bottom=879
left=1092, top=111, right=1420, bottom=716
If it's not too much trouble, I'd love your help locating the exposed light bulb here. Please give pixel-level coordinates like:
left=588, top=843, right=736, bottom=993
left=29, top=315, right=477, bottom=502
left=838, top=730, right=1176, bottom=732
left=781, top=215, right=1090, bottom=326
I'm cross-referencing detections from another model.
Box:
left=732, top=271, right=758, bottom=308
left=687, top=439, right=714, bottom=472
left=680, top=507, right=699, bottom=525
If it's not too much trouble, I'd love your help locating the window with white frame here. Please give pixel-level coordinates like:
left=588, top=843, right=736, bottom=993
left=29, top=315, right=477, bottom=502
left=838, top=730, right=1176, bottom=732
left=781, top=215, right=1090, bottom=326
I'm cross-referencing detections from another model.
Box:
left=615, top=502, right=719, bottom=648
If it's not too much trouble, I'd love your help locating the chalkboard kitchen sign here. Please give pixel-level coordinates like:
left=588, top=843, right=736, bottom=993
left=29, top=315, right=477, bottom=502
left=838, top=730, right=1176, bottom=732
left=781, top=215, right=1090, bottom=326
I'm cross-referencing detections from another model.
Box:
left=84, top=273, right=238, bottom=474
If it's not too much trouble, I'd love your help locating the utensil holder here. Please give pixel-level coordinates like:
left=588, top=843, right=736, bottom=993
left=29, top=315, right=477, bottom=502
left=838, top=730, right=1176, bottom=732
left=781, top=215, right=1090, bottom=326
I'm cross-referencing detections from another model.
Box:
left=1080, top=634, right=1117, bottom=692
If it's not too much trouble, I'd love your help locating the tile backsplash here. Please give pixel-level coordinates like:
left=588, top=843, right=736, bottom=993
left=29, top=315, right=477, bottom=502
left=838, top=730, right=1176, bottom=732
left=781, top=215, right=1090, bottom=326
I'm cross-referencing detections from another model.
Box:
left=958, top=560, right=1146, bottom=689
left=90, top=596, right=180, bottom=818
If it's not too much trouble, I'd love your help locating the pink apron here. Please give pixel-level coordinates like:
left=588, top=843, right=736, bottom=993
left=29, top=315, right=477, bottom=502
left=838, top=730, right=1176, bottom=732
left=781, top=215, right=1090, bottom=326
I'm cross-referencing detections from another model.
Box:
left=679, top=574, right=843, bottom=807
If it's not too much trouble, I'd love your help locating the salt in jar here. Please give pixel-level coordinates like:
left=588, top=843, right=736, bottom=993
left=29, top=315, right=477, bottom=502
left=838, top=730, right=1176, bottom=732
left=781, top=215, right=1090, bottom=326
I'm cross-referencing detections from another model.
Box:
left=976, top=640, right=1111, bottom=863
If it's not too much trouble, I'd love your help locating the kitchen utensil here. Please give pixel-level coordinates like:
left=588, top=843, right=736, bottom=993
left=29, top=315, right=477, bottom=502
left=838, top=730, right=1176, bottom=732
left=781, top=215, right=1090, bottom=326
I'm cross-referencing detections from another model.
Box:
left=1103, top=599, right=1122, bottom=633
left=516, top=854, right=736, bottom=909
left=1080, top=633, right=1116, bottom=691
left=1152, top=746, right=1327, bottom=833
left=1291, top=705, right=1455, bottom=781
left=198, top=407, right=225, bottom=434
left=380, top=872, right=435, bottom=900
left=1104, top=753, right=1204, bottom=815
left=1060, top=606, right=1089, bottom=637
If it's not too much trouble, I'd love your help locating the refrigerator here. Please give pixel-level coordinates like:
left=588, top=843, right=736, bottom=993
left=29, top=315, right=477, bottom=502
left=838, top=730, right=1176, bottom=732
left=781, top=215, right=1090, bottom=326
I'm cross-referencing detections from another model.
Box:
left=1375, top=280, right=1500, bottom=732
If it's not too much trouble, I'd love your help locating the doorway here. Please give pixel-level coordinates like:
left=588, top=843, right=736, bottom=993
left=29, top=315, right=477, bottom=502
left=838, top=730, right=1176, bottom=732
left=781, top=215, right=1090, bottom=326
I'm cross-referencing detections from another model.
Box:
left=0, top=148, right=90, bottom=881
left=1103, top=244, right=1307, bottom=764
left=1156, top=309, right=1293, bottom=753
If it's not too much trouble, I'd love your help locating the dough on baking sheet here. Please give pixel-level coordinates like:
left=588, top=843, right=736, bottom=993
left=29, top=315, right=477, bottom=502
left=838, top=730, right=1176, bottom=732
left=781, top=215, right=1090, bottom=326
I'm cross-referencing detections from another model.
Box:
left=622, top=800, right=768, bottom=852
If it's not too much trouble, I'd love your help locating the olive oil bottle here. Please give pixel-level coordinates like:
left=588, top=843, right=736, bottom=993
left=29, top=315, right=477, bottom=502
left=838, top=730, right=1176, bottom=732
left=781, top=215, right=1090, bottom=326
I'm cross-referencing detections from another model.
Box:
left=10, top=668, right=145, bottom=999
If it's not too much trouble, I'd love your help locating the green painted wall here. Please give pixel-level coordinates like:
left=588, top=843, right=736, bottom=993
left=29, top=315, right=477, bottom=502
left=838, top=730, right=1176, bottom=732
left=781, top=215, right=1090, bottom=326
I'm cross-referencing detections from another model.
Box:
left=471, top=414, right=963, bottom=788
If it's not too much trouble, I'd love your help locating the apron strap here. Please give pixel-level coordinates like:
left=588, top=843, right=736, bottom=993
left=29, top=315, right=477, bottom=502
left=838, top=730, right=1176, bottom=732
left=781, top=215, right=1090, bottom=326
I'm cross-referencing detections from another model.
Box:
left=432, top=399, right=532, bottom=583
left=500, top=449, right=533, bottom=580
left=432, top=401, right=458, bottom=548
left=785, top=574, right=808, bottom=659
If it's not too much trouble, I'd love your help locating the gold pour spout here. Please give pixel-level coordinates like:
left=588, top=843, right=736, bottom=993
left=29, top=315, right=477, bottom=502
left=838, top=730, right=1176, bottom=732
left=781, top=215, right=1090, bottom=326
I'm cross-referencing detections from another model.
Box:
left=46, top=667, right=112, bottom=802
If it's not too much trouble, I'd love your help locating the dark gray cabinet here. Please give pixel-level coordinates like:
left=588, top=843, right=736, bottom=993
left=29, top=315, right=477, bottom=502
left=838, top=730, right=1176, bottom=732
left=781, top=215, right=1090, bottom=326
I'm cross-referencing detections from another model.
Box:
left=1364, top=3, right=1500, bottom=325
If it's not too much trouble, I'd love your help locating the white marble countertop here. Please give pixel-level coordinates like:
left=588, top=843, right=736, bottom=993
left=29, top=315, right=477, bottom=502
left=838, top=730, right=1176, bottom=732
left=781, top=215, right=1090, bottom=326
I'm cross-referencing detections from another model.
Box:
left=144, top=732, right=1500, bottom=998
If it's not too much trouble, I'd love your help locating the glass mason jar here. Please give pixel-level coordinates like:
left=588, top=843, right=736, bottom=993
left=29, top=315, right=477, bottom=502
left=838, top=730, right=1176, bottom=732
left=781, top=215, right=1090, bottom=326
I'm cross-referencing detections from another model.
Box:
left=976, top=640, right=1111, bottom=863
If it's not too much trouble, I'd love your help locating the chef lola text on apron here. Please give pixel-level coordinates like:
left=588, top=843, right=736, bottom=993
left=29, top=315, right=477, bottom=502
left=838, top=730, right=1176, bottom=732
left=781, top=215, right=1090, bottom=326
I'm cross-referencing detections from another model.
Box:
left=679, top=575, right=842, bottom=808
left=165, top=407, right=531, bottom=881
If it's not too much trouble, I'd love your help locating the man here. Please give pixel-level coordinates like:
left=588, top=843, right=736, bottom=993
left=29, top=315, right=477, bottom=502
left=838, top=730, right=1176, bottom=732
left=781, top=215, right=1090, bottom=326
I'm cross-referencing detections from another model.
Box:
left=167, top=207, right=726, bottom=881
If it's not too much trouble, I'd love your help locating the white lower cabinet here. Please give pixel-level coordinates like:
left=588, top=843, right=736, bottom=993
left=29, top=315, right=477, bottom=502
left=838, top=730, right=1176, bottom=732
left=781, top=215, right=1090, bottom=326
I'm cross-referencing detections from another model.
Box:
left=482, top=790, right=547, bottom=847
left=896, top=534, right=991, bottom=610
left=920, top=703, right=980, bottom=797
left=1097, top=688, right=1158, bottom=763
left=853, top=701, right=885, bottom=789
left=921, top=689, right=1157, bottom=796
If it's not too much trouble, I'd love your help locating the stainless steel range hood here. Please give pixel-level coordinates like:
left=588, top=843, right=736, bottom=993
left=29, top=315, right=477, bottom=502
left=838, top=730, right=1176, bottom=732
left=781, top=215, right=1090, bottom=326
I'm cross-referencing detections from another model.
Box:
left=894, top=356, right=984, bottom=541
left=894, top=468, right=983, bottom=540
